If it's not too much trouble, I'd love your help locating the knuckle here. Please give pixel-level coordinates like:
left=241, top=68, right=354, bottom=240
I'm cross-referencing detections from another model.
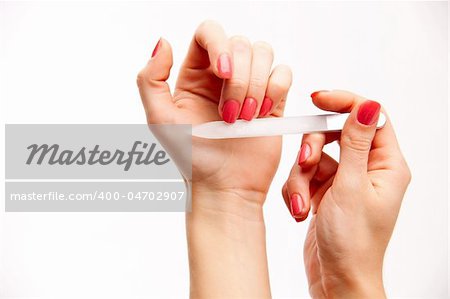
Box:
left=269, top=77, right=290, bottom=92
left=397, top=160, right=412, bottom=185
left=303, top=133, right=324, bottom=146
left=275, top=64, right=292, bottom=76
left=197, top=19, right=218, bottom=32
left=249, top=76, right=267, bottom=90
left=281, top=183, right=287, bottom=197
left=286, top=177, right=298, bottom=189
left=253, top=41, right=273, bottom=55
left=136, top=70, right=147, bottom=87
left=230, top=35, right=251, bottom=49
left=340, top=134, right=372, bottom=153
left=270, top=65, right=293, bottom=89
left=227, top=77, right=248, bottom=93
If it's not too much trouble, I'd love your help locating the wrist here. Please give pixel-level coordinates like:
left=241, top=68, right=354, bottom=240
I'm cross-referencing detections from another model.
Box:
left=190, top=183, right=267, bottom=222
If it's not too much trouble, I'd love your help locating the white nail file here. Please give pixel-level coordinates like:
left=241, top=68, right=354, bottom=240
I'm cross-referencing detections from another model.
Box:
left=192, top=113, right=386, bottom=139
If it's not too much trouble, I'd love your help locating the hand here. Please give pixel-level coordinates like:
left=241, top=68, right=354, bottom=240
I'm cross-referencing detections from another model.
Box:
left=137, top=21, right=292, bottom=209
left=137, top=21, right=292, bottom=298
left=282, top=90, right=411, bottom=298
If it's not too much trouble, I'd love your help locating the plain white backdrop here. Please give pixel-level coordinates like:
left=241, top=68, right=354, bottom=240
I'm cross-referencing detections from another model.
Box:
left=0, top=1, right=448, bottom=298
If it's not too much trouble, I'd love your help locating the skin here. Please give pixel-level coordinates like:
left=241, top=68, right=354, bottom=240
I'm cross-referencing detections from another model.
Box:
left=282, top=90, right=411, bottom=298
left=137, top=21, right=411, bottom=299
left=137, top=20, right=292, bottom=298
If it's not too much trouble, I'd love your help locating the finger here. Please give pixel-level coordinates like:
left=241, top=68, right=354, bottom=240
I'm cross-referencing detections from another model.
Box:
left=283, top=150, right=338, bottom=221
left=284, top=152, right=315, bottom=222
left=298, top=132, right=340, bottom=169
left=311, top=90, right=402, bottom=154
left=137, top=38, right=176, bottom=124
left=183, top=20, right=232, bottom=79
left=309, top=153, right=338, bottom=214
left=261, top=64, right=292, bottom=117
left=219, top=36, right=252, bottom=123
left=337, top=100, right=381, bottom=177
left=311, top=153, right=339, bottom=185
left=240, top=41, right=273, bottom=121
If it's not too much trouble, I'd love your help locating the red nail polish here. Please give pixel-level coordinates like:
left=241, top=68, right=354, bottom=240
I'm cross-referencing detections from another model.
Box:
left=310, top=90, right=329, bottom=98
left=222, top=100, right=240, bottom=123
left=240, top=98, right=257, bottom=121
left=357, top=100, right=381, bottom=126
left=259, top=97, right=273, bottom=116
left=151, top=38, right=161, bottom=58
left=217, top=53, right=232, bottom=79
left=298, top=143, right=311, bottom=165
left=290, top=194, right=303, bottom=217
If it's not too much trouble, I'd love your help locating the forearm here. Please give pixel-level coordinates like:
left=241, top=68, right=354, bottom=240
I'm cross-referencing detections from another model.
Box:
left=186, top=189, right=271, bottom=299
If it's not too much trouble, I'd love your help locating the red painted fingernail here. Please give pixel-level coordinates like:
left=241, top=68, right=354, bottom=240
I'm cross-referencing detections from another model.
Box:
left=151, top=38, right=162, bottom=58
left=259, top=97, right=273, bottom=116
left=217, top=53, right=232, bottom=79
left=290, top=193, right=303, bottom=217
left=310, top=90, right=329, bottom=98
left=240, top=98, right=257, bottom=121
left=222, top=100, right=240, bottom=123
left=298, top=143, right=311, bottom=165
left=357, top=100, right=381, bottom=126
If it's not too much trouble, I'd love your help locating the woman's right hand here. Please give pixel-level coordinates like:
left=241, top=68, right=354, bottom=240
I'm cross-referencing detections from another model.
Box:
left=282, top=90, right=411, bottom=298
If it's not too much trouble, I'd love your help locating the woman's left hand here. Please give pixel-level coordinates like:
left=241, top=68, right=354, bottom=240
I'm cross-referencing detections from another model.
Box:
left=137, top=21, right=292, bottom=298
left=137, top=20, right=292, bottom=209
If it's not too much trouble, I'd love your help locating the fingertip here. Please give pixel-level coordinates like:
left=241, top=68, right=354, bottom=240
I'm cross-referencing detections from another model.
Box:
left=310, top=90, right=330, bottom=99
left=222, top=99, right=240, bottom=123
left=295, top=217, right=304, bottom=223
left=294, top=212, right=309, bottom=223
left=356, top=100, right=381, bottom=126
left=299, top=133, right=327, bottom=168
left=240, top=97, right=257, bottom=121
left=258, top=97, right=273, bottom=116
left=298, top=143, right=312, bottom=165
left=290, top=193, right=310, bottom=221
left=151, top=37, right=162, bottom=58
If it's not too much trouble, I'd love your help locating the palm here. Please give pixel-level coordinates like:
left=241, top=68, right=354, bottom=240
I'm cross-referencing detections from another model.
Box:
left=171, top=66, right=282, bottom=201
left=303, top=187, right=336, bottom=298
left=304, top=217, right=324, bottom=298
left=303, top=161, right=402, bottom=298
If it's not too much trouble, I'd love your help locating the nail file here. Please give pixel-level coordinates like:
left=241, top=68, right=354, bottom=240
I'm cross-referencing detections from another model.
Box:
left=192, top=113, right=386, bottom=139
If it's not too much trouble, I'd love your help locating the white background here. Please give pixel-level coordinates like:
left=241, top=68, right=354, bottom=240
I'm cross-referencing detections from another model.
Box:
left=0, top=1, right=448, bottom=298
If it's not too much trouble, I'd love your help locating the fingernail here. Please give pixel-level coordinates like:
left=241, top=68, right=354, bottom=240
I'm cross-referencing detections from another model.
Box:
left=298, top=143, right=311, bottom=165
left=259, top=97, right=273, bottom=116
left=290, top=193, right=303, bottom=217
left=217, top=53, right=232, bottom=79
left=357, top=100, right=381, bottom=126
left=151, top=38, right=162, bottom=58
left=240, top=98, right=257, bottom=121
left=222, top=100, right=240, bottom=123
left=310, top=90, right=329, bottom=98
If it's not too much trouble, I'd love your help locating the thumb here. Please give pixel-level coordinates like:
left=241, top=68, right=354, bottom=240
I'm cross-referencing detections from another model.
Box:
left=137, top=38, right=175, bottom=124
left=338, top=100, right=381, bottom=177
